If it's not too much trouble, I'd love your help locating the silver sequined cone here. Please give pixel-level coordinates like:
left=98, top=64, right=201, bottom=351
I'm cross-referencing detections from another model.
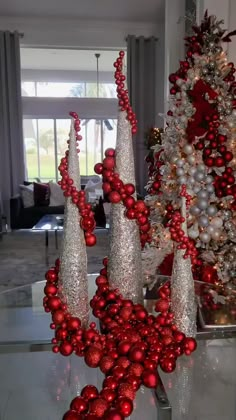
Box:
left=108, top=111, right=143, bottom=304
left=171, top=197, right=197, bottom=337
left=59, top=119, right=89, bottom=326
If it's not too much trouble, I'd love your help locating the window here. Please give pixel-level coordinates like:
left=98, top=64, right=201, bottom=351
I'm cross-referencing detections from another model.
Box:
left=23, top=118, right=117, bottom=181
left=21, top=48, right=120, bottom=181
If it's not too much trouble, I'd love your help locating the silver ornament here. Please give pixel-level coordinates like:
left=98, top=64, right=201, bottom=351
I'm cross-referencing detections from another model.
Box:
left=198, top=215, right=209, bottom=227
left=190, top=206, right=201, bottom=216
left=199, top=232, right=211, bottom=243
left=206, top=205, right=217, bottom=216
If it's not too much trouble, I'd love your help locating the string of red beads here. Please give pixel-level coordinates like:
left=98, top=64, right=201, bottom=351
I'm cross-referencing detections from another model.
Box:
left=43, top=258, right=197, bottom=419
left=58, top=112, right=97, bottom=247
left=167, top=210, right=199, bottom=265
left=180, top=184, right=192, bottom=208
left=94, top=149, right=151, bottom=248
left=114, top=51, right=137, bottom=134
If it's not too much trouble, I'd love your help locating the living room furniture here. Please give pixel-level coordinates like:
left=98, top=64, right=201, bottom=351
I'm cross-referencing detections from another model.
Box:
left=0, top=276, right=235, bottom=419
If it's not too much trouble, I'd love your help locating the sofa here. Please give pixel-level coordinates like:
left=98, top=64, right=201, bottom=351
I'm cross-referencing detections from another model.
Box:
left=10, top=175, right=105, bottom=230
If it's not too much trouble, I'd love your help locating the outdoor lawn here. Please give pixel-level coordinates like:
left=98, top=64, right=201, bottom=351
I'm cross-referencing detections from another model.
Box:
left=26, top=152, right=100, bottom=181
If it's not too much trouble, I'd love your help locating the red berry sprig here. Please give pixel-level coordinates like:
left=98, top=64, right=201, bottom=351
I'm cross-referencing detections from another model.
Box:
left=180, top=185, right=192, bottom=209
left=167, top=210, right=198, bottom=265
left=58, top=112, right=97, bottom=247
left=43, top=257, right=197, bottom=419
left=114, top=51, right=137, bottom=135
left=94, top=148, right=151, bottom=248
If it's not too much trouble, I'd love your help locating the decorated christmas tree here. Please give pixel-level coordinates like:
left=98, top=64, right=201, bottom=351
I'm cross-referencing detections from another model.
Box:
left=146, top=11, right=236, bottom=288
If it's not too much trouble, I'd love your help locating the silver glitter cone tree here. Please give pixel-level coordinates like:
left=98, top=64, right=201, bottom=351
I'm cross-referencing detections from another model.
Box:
left=59, top=119, right=89, bottom=326
left=107, top=111, right=143, bottom=304
left=171, top=197, right=197, bottom=337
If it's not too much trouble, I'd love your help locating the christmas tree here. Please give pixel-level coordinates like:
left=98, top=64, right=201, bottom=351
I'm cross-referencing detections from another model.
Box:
left=145, top=11, right=236, bottom=287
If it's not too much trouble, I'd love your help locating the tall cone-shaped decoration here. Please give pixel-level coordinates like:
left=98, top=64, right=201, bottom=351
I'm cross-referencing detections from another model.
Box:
left=107, top=111, right=143, bottom=304
left=171, top=197, right=197, bottom=337
left=59, top=119, right=89, bottom=326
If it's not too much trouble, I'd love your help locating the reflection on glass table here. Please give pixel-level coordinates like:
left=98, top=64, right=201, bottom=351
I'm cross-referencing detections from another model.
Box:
left=0, top=276, right=236, bottom=419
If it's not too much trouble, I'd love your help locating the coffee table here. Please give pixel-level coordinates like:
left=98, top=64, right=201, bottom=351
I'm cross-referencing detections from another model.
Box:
left=0, top=276, right=235, bottom=419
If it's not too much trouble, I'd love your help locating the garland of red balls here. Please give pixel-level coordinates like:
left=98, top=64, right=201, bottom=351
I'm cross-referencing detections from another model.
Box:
left=58, top=112, right=97, bottom=247
left=94, top=51, right=151, bottom=249
left=43, top=258, right=197, bottom=420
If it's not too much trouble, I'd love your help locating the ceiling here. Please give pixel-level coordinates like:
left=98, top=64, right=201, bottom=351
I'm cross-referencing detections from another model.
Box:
left=21, top=48, right=120, bottom=72
left=0, top=0, right=165, bottom=22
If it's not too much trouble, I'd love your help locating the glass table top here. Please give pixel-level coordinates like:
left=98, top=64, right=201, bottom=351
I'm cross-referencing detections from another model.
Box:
left=0, top=277, right=236, bottom=419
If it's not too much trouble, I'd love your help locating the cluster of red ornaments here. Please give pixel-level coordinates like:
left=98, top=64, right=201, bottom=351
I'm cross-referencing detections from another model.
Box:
left=146, top=149, right=164, bottom=196
left=167, top=210, right=199, bottom=265
left=58, top=112, right=96, bottom=247
left=94, top=149, right=151, bottom=248
left=43, top=258, right=197, bottom=420
left=114, top=51, right=137, bottom=134
left=180, top=185, right=192, bottom=209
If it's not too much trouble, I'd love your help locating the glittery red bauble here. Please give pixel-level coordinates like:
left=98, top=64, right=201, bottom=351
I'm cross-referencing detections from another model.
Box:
left=134, top=200, right=146, bottom=212
left=103, top=182, right=112, bottom=194
left=109, top=191, right=121, bottom=203
left=99, top=356, right=115, bottom=373
left=56, top=327, right=68, bottom=341
left=103, top=157, right=115, bottom=170
left=124, top=183, right=135, bottom=195
left=47, top=296, right=61, bottom=311
left=119, top=307, right=133, bottom=321
left=67, top=317, right=81, bottom=331
left=63, top=410, right=83, bottom=420
left=94, top=163, right=103, bottom=174
left=85, top=233, right=97, bottom=247
left=85, top=346, right=103, bottom=368
left=116, top=356, right=130, bottom=369
left=129, top=346, right=145, bottom=363
left=118, top=383, right=135, bottom=400
left=142, top=369, right=159, bottom=388
left=125, top=208, right=136, bottom=219
left=104, top=409, right=124, bottom=420
left=60, top=341, right=73, bottom=356
left=112, top=366, right=126, bottom=380
left=81, top=385, right=99, bottom=401
left=100, top=388, right=116, bottom=403
left=160, top=357, right=176, bottom=373
left=52, top=309, right=65, bottom=325
left=103, top=376, right=119, bottom=390
left=128, top=363, right=144, bottom=377
left=173, top=331, right=185, bottom=343
left=44, top=283, right=57, bottom=296
left=96, top=275, right=108, bottom=286
left=135, top=308, right=148, bottom=321
left=70, top=396, right=88, bottom=413
left=126, top=374, right=141, bottom=391
left=155, top=298, right=169, bottom=313
left=116, top=397, right=133, bottom=417
left=45, top=268, right=58, bottom=283
left=89, top=398, right=109, bottom=417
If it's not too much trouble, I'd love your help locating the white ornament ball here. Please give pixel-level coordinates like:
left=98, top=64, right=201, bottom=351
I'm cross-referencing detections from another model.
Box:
left=176, top=159, right=184, bottom=167
left=183, top=144, right=193, bottom=155
left=210, top=217, right=223, bottom=229
left=211, top=230, right=222, bottom=241
left=198, top=215, right=209, bottom=227
left=206, top=205, right=217, bottom=216
left=187, top=155, right=195, bottom=165
left=199, top=232, right=211, bottom=243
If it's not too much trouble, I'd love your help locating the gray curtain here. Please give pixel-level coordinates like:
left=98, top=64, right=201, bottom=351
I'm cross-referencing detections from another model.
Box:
left=0, top=31, right=25, bottom=225
left=127, top=35, right=158, bottom=196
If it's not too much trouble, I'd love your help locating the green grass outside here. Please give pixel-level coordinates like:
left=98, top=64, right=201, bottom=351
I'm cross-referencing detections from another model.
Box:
left=26, top=152, right=101, bottom=181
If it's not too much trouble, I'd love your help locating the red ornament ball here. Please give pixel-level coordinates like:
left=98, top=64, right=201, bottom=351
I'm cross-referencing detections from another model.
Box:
left=103, top=156, right=115, bottom=170
left=85, top=233, right=97, bottom=247
left=105, top=148, right=115, bottom=157
left=155, top=298, right=169, bottom=313
left=128, top=363, right=144, bottom=377
left=52, top=309, right=65, bottom=325
left=89, top=398, right=109, bottom=418
left=129, top=346, right=145, bottom=363
left=44, top=283, right=58, bottom=296
left=47, top=296, right=61, bottom=311
left=104, top=409, right=124, bottom=420
left=124, top=183, right=135, bottom=195
left=184, top=337, right=197, bottom=353
left=109, top=191, right=121, bottom=204
left=116, top=397, right=133, bottom=417
left=45, top=268, right=58, bottom=283
left=99, top=356, right=115, bottom=374
left=94, top=163, right=103, bottom=175
left=63, top=410, right=83, bottom=420
left=142, top=369, right=159, bottom=388
left=70, top=396, right=88, bottom=413
left=160, top=357, right=176, bottom=373
left=123, top=196, right=135, bottom=209
left=60, top=341, right=74, bottom=356
left=67, top=317, right=81, bottom=331
left=85, top=346, right=103, bottom=368
left=100, top=388, right=116, bottom=403
left=103, top=376, right=119, bottom=391
left=118, top=383, right=135, bottom=401
left=81, top=385, right=99, bottom=401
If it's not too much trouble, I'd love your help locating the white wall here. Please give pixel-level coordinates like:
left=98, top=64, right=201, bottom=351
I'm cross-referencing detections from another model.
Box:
left=0, top=16, right=161, bottom=49
left=164, top=0, right=186, bottom=111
